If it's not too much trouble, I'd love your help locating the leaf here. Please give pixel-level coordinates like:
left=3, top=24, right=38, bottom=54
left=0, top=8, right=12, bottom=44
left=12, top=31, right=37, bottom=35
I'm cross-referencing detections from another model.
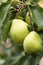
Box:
left=0, top=0, right=7, bottom=3
left=0, top=59, right=5, bottom=65
left=26, top=0, right=39, bottom=6
left=29, top=55, right=41, bottom=65
left=0, top=3, right=11, bottom=28
left=30, top=5, right=43, bottom=31
left=2, top=20, right=12, bottom=41
left=38, top=32, right=43, bottom=42
left=33, top=0, right=39, bottom=3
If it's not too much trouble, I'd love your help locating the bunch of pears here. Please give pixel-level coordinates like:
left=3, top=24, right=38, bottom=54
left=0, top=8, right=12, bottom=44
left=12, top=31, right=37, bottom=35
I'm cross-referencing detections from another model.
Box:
left=10, top=15, right=43, bottom=54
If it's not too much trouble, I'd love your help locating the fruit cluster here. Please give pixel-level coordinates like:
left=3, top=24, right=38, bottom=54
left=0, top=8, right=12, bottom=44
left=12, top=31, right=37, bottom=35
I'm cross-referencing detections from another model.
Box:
left=10, top=19, right=42, bottom=54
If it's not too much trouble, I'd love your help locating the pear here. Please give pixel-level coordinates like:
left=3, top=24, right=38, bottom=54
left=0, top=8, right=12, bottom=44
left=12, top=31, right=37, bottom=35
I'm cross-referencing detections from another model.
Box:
left=23, top=31, right=42, bottom=53
left=10, top=19, right=29, bottom=44
left=26, top=12, right=32, bottom=25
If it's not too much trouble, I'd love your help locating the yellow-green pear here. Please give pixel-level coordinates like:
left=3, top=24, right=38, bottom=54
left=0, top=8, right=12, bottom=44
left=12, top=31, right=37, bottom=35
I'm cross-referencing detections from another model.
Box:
left=23, top=31, right=42, bottom=53
left=10, top=19, right=29, bottom=44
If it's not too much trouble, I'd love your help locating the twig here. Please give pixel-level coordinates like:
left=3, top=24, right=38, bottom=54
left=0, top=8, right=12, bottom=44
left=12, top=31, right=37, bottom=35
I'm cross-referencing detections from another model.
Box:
left=16, top=2, right=26, bottom=18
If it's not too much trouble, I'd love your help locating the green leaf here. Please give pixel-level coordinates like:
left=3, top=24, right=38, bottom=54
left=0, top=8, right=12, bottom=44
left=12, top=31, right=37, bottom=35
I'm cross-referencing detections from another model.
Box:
left=0, top=3, right=11, bottom=28
left=26, top=0, right=39, bottom=6
left=30, top=5, right=43, bottom=31
left=0, top=0, right=7, bottom=3
left=38, top=32, right=43, bottom=42
left=2, top=20, right=12, bottom=41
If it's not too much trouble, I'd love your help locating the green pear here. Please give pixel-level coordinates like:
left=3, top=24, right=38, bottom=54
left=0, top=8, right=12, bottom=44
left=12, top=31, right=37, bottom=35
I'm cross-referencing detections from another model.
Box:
left=10, top=19, right=29, bottom=44
left=23, top=31, right=42, bottom=53
left=26, top=12, right=32, bottom=25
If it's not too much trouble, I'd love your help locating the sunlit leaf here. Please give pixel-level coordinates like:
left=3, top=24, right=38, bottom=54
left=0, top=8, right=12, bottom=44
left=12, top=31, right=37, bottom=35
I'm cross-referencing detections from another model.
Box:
left=30, top=5, right=43, bottom=31
left=0, top=3, right=11, bottom=28
left=2, top=20, right=12, bottom=41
